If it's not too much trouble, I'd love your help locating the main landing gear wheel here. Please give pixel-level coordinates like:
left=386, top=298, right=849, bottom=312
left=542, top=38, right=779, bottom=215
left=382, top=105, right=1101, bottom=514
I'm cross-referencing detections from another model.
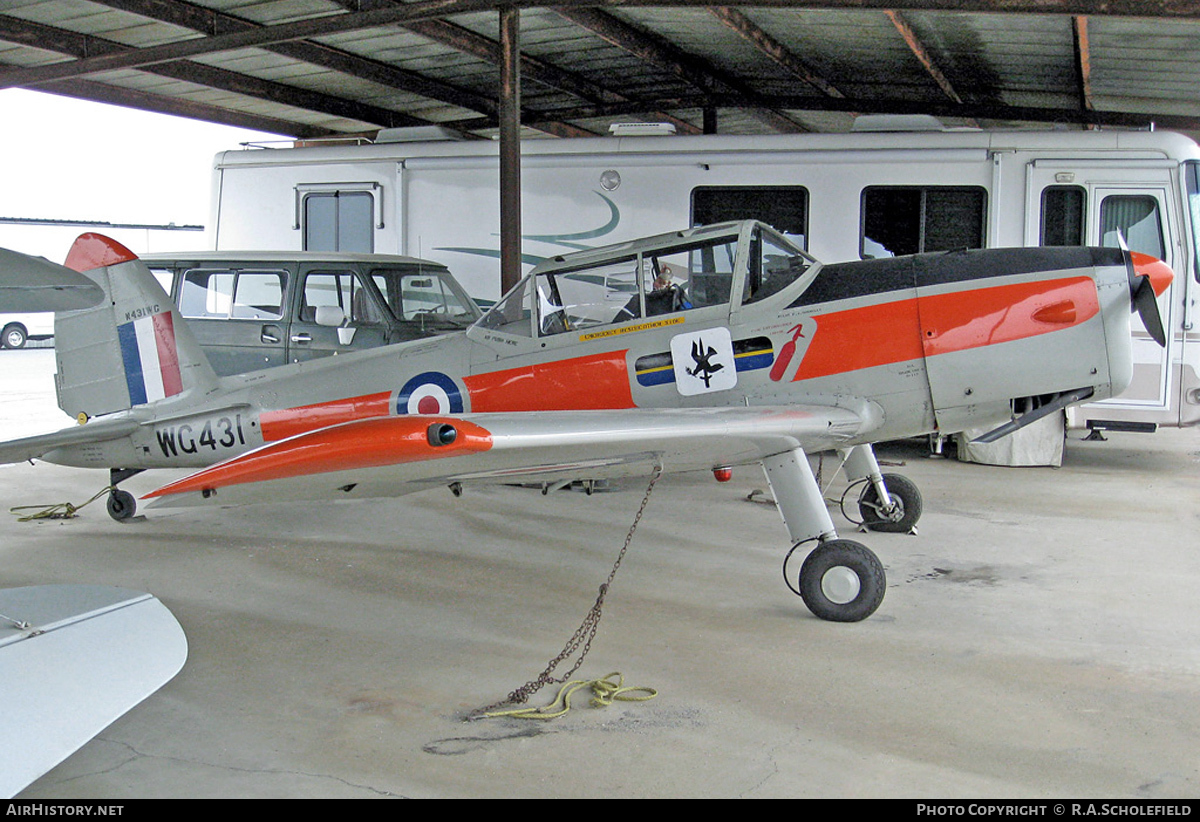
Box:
left=107, top=489, right=137, bottom=522
left=798, top=539, right=886, bottom=622
left=858, top=473, right=922, bottom=533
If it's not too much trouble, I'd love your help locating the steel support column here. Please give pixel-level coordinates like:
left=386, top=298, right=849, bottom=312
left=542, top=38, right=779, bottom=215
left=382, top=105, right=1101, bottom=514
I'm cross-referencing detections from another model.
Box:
left=499, top=6, right=522, bottom=296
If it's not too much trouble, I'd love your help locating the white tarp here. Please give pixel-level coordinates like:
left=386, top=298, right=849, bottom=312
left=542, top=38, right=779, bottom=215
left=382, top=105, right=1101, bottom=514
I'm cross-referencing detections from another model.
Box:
left=955, top=412, right=1066, bottom=468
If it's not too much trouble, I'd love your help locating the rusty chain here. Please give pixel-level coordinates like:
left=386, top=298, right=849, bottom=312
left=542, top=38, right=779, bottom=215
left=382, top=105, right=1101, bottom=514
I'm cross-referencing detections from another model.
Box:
left=469, top=464, right=663, bottom=719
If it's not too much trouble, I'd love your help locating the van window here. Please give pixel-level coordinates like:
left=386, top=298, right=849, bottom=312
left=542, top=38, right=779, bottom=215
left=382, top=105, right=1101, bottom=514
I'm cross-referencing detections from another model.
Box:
left=1100, top=194, right=1165, bottom=259
left=861, top=186, right=986, bottom=258
left=304, top=191, right=374, bottom=253
left=180, top=269, right=288, bottom=320
left=691, top=186, right=808, bottom=249
left=369, top=268, right=479, bottom=326
left=150, top=267, right=175, bottom=297
left=1040, top=186, right=1086, bottom=246
left=301, top=271, right=386, bottom=324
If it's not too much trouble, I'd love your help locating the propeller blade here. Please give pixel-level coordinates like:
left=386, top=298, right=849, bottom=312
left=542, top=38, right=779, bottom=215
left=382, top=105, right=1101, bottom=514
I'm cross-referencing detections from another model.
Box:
left=1127, top=252, right=1172, bottom=348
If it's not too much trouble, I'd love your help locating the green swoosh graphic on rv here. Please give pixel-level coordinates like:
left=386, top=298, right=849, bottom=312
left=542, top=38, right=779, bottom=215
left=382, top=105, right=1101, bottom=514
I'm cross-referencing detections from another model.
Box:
left=435, top=191, right=620, bottom=262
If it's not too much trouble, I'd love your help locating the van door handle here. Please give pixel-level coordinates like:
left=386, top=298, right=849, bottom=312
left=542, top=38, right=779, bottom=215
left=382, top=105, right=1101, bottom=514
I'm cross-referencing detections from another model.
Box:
left=261, top=325, right=281, bottom=344
left=291, top=333, right=312, bottom=344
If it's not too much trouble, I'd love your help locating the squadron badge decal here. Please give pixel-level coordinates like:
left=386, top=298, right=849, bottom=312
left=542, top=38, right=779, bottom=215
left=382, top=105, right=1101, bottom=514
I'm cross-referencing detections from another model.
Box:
left=670, top=328, right=738, bottom=396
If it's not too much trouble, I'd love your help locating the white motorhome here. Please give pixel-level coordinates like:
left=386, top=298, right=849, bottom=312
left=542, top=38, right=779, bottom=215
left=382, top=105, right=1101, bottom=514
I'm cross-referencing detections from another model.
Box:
left=210, top=122, right=1200, bottom=434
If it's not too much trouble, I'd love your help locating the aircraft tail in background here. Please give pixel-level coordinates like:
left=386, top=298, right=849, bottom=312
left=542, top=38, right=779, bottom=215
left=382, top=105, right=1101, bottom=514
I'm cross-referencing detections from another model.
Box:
left=53, top=234, right=219, bottom=419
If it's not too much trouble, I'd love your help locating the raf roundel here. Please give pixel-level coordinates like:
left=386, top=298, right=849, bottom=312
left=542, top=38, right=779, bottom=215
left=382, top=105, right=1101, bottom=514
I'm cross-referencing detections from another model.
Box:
left=395, top=371, right=465, bottom=415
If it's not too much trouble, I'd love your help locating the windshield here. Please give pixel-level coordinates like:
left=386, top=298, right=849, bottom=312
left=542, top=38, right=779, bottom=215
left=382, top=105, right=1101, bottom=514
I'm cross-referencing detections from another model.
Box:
left=371, top=267, right=481, bottom=330
left=744, top=227, right=813, bottom=304
left=476, top=224, right=814, bottom=339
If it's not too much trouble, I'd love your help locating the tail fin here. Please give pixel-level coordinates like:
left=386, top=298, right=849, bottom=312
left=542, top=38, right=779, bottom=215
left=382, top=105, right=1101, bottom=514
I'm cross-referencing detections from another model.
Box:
left=54, top=234, right=219, bottom=418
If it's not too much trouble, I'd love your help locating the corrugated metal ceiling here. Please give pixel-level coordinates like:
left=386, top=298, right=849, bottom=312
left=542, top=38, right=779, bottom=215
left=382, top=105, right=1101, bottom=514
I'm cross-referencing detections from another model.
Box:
left=3, top=1, right=1200, bottom=141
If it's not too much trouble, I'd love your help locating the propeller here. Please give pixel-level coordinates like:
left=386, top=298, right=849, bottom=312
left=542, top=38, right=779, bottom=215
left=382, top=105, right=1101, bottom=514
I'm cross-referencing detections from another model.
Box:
left=1126, top=251, right=1172, bottom=348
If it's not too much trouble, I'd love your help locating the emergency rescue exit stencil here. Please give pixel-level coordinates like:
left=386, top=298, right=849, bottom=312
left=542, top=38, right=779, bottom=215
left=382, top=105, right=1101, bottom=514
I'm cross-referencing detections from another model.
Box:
left=671, top=327, right=737, bottom=396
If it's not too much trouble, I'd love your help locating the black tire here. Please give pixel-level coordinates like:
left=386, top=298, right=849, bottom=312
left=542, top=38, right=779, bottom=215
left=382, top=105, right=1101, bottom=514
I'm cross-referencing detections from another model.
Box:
left=798, top=539, right=886, bottom=622
left=858, top=473, right=922, bottom=533
left=2, top=324, right=27, bottom=350
left=107, top=489, right=137, bottom=521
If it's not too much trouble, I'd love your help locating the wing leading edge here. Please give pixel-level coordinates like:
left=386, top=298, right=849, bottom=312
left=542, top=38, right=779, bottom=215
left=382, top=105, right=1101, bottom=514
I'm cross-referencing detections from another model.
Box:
left=0, top=585, right=187, bottom=798
left=145, top=403, right=880, bottom=510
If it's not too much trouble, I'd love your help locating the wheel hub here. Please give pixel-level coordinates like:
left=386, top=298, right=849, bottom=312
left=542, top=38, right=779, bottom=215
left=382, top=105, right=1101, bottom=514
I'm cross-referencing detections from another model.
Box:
left=820, top=565, right=861, bottom=604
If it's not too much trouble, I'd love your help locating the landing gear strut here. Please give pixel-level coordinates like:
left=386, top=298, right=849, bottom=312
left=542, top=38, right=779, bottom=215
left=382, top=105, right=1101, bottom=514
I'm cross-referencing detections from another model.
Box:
left=762, top=448, right=887, bottom=622
left=106, top=468, right=143, bottom=522
left=839, top=445, right=922, bottom=534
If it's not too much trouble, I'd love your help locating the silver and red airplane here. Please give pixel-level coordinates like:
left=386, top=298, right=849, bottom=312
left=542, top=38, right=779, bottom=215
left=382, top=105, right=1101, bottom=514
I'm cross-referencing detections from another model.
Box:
left=0, top=220, right=1172, bottom=624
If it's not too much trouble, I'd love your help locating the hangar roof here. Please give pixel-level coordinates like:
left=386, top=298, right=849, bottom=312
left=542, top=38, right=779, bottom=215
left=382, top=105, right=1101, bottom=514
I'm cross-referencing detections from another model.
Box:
left=4, top=1, right=1200, bottom=142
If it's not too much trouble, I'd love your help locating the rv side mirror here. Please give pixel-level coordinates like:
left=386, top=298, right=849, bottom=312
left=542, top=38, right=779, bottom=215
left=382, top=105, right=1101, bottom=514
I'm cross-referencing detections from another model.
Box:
left=314, top=305, right=345, bottom=327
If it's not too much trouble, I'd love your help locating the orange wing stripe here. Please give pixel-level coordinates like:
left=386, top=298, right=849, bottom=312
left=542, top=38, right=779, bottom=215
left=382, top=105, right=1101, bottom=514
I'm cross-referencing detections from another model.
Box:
left=145, top=417, right=492, bottom=497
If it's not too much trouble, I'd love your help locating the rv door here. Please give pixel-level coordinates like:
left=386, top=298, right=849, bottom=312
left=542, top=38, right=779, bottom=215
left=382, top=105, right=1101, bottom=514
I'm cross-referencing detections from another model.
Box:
left=1026, top=161, right=1180, bottom=426
left=1091, top=186, right=1175, bottom=416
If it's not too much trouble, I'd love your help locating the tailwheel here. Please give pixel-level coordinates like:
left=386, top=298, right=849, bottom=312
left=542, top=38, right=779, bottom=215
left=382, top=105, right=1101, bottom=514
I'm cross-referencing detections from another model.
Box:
left=107, top=489, right=137, bottom=522
left=797, top=539, right=886, bottom=622
left=857, top=473, right=922, bottom=533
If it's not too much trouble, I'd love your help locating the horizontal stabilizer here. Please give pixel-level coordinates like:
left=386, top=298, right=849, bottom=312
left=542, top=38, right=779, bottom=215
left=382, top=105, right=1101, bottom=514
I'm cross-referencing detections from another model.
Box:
left=0, top=247, right=104, bottom=312
left=0, top=585, right=188, bottom=798
left=0, top=416, right=140, bottom=466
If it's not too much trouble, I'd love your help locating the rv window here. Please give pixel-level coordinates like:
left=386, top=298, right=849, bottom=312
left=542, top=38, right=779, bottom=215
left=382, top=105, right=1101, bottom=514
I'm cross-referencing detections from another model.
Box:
left=304, top=191, right=374, bottom=253
left=861, top=186, right=986, bottom=258
left=691, top=186, right=809, bottom=249
left=1041, top=186, right=1087, bottom=246
left=1100, top=194, right=1165, bottom=260
left=1187, top=161, right=1200, bottom=283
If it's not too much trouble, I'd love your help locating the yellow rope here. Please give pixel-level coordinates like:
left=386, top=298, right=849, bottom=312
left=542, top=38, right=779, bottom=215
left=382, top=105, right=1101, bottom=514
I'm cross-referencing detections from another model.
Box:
left=483, top=672, right=657, bottom=720
left=10, top=487, right=113, bottom=522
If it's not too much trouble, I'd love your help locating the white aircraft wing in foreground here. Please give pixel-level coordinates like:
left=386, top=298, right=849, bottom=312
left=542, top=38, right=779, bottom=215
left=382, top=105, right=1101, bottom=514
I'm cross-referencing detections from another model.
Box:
left=0, top=585, right=187, bottom=798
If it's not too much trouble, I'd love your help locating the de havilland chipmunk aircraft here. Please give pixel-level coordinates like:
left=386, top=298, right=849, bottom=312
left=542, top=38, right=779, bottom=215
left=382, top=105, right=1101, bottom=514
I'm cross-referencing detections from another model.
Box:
left=0, top=220, right=1172, bottom=627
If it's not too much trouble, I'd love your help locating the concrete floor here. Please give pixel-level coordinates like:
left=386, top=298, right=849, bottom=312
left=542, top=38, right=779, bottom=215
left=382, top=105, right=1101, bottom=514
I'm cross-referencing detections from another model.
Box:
left=3, top=348, right=1200, bottom=798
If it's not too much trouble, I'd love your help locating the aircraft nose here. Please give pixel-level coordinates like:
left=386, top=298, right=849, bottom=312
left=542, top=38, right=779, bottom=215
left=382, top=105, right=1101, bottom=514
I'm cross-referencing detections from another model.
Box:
left=1131, top=251, right=1173, bottom=297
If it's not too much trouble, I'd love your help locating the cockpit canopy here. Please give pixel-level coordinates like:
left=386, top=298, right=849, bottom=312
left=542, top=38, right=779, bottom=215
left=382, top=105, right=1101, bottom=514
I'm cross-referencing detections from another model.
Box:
left=476, top=221, right=815, bottom=338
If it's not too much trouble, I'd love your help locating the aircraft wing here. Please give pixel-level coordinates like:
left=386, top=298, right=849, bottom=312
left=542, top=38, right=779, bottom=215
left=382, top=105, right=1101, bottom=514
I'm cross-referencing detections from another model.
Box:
left=0, top=585, right=187, bottom=798
left=0, top=417, right=141, bottom=466
left=145, top=403, right=880, bottom=510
